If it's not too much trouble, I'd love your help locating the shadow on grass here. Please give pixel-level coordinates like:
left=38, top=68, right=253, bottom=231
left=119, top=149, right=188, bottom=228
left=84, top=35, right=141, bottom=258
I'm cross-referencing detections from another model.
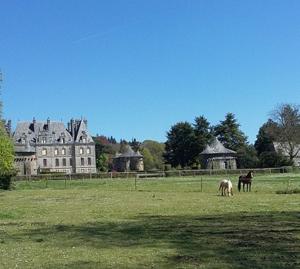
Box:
left=18, top=211, right=300, bottom=269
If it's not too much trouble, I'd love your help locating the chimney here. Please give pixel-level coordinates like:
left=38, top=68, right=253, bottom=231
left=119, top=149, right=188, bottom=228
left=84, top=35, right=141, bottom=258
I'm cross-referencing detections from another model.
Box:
left=83, top=119, right=88, bottom=128
left=33, top=117, right=36, bottom=124
left=47, top=117, right=50, bottom=126
left=6, top=120, right=12, bottom=136
left=70, top=118, right=75, bottom=139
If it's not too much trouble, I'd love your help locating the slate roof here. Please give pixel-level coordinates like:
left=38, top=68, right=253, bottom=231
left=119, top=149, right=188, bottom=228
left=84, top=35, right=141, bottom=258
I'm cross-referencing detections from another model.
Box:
left=200, top=137, right=236, bottom=155
left=114, top=145, right=143, bottom=158
left=13, top=121, right=73, bottom=144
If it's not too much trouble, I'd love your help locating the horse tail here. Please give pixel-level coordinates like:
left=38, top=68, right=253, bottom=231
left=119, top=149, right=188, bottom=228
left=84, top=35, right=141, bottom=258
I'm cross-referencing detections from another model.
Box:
left=238, top=178, right=241, bottom=192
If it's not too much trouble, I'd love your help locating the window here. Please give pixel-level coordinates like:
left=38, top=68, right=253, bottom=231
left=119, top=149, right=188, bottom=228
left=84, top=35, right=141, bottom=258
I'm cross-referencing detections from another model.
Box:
left=55, top=159, right=59, bottom=167
left=88, top=157, right=91, bottom=165
left=81, top=158, right=84, bottom=166
left=62, top=158, right=66, bottom=166
left=70, top=158, right=73, bottom=166
left=62, top=138, right=65, bottom=143
left=82, top=137, right=86, bottom=143
left=54, top=149, right=58, bottom=156
left=43, top=159, right=47, bottom=167
left=42, top=137, right=47, bottom=144
left=87, top=147, right=91, bottom=154
left=62, top=148, right=66, bottom=155
left=80, top=147, right=84, bottom=154
left=42, top=149, right=47, bottom=156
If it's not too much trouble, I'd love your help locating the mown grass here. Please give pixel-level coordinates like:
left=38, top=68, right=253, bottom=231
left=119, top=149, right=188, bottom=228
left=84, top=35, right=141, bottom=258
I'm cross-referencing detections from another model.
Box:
left=0, top=173, right=299, bottom=268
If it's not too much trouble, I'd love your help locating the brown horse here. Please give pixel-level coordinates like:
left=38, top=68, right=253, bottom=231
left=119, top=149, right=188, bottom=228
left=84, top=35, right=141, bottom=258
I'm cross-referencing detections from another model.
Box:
left=238, top=171, right=253, bottom=192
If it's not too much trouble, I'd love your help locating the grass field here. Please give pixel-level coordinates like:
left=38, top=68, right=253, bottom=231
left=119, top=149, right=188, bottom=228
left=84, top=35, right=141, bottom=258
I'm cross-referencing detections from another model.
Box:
left=0, top=173, right=299, bottom=268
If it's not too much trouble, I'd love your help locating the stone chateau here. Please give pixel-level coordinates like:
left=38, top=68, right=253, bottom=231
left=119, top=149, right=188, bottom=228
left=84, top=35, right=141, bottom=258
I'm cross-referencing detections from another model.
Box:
left=11, top=118, right=97, bottom=176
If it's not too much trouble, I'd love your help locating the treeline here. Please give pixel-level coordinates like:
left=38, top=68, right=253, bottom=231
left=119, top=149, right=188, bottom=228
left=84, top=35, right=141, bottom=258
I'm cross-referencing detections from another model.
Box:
left=93, top=136, right=165, bottom=171
left=94, top=103, right=300, bottom=171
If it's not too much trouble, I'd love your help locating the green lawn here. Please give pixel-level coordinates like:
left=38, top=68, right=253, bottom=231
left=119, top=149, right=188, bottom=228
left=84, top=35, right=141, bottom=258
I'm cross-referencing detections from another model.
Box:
left=0, top=173, right=299, bottom=268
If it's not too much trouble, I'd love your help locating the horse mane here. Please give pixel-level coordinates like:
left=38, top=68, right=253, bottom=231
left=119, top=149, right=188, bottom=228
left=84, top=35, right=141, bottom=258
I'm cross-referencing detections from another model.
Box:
left=247, top=171, right=253, bottom=178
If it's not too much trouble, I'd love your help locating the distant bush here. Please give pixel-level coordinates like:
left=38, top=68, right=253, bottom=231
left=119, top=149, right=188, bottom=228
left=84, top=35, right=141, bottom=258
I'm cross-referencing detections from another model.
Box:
left=0, top=171, right=16, bottom=190
left=276, top=189, right=300, bottom=195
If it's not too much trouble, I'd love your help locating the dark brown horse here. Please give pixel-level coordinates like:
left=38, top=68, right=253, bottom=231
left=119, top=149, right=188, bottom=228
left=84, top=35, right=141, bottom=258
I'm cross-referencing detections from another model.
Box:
left=238, top=171, right=253, bottom=192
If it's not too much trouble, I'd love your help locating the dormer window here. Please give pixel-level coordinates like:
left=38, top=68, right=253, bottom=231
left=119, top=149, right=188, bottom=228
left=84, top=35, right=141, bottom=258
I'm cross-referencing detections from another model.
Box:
left=80, top=134, right=87, bottom=143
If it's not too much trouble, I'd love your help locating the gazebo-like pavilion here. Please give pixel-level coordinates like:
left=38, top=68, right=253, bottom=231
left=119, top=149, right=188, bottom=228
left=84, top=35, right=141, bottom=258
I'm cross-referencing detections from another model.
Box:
left=200, top=137, right=237, bottom=170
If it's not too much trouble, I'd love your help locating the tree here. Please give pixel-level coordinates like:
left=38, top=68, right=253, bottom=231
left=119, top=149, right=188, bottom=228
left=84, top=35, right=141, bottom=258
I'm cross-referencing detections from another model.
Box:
left=236, top=145, right=259, bottom=168
left=254, top=120, right=277, bottom=156
left=96, top=153, right=109, bottom=172
left=213, top=113, right=248, bottom=151
left=213, top=113, right=257, bottom=168
left=193, top=115, right=213, bottom=153
left=140, top=147, right=155, bottom=171
left=129, top=138, right=141, bottom=152
left=0, top=75, right=15, bottom=189
left=164, top=122, right=198, bottom=168
left=269, top=104, right=300, bottom=162
left=0, top=122, right=14, bottom=174
left=141, top=140, right=165, bottom=170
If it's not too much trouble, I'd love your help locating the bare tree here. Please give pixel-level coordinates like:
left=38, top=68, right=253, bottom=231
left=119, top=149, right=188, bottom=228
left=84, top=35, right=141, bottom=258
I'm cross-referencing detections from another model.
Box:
left=269, top=104, right=300, bottom=161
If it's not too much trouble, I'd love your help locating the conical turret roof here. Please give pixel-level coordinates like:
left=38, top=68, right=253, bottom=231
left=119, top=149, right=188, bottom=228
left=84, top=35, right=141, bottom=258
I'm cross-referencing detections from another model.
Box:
left=200, top=137, right=236, bottom=155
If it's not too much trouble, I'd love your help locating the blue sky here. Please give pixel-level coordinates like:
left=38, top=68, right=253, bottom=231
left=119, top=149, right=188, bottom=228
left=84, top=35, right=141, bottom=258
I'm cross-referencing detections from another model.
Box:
left=1, top=0, right=299, bottom=143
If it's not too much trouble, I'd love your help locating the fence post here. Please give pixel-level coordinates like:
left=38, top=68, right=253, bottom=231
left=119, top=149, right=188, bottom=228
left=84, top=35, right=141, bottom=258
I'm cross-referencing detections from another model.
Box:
left=200, top=177, right=203, bottom=192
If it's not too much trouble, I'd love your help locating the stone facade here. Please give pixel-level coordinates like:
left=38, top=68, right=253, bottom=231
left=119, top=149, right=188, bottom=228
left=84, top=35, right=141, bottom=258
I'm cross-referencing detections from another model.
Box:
left=273, top=142, right=300, bottom=167
left=112, top=145, right=144, bottom=172
left=200, top=137, right=237, bottom=170
left=12, top=118, right=97, bottom=176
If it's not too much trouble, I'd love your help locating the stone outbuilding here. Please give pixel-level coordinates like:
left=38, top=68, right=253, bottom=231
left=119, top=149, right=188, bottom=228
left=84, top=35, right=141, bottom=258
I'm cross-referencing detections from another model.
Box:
left=112, top=145, right=144, bottom=172
left=200, top=137, right=237, bottom=170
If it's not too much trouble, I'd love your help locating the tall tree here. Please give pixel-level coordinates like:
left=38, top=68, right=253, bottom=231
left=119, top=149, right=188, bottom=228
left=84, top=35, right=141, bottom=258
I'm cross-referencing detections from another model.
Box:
left=269, top=104, right=300, bottom=161
left=254, top=120, right=277, bottom=156
left=164, top=122, right=198, bottom=168
left=213, top=113, right=248, bottom=151
left=193, top=115, right=213, bottom=153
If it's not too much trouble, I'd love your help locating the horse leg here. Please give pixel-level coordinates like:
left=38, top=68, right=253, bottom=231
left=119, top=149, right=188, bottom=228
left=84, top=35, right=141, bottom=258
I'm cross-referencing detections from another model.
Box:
left=249, top=182, right=251, bottom=192
left=243, top=183, right=245, bottom=192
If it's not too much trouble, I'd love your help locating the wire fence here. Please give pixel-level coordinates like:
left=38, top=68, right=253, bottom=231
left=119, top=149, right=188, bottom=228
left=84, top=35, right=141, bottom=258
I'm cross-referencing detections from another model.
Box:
left=13, top=166, right=298, bottom=182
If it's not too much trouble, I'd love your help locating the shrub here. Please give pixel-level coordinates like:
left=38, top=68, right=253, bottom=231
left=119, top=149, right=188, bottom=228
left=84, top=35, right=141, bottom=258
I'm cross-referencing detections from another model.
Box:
left=0, top=171, right=16, bottom=190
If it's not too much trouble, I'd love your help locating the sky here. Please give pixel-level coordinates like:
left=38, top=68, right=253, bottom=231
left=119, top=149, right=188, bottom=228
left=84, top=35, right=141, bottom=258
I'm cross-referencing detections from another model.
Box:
left=1, top=0, right=300, bottom=143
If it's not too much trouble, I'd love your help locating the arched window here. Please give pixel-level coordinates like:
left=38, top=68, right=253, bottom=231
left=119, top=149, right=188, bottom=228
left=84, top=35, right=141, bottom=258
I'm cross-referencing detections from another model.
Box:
left=55, top=159, right=59, bottom=167
left=87, top=147, right=91, bottom=154
left=62, top=158, right=66, bottom=166
left=88, top=157, right=91, bottom=165
left=54, top=149, right=58, bottom=156
left=42, top=148, right=47, bottom=156
left=79, top=147, right=84, bottom=155
left=62, top=148, right=66, bottom=155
